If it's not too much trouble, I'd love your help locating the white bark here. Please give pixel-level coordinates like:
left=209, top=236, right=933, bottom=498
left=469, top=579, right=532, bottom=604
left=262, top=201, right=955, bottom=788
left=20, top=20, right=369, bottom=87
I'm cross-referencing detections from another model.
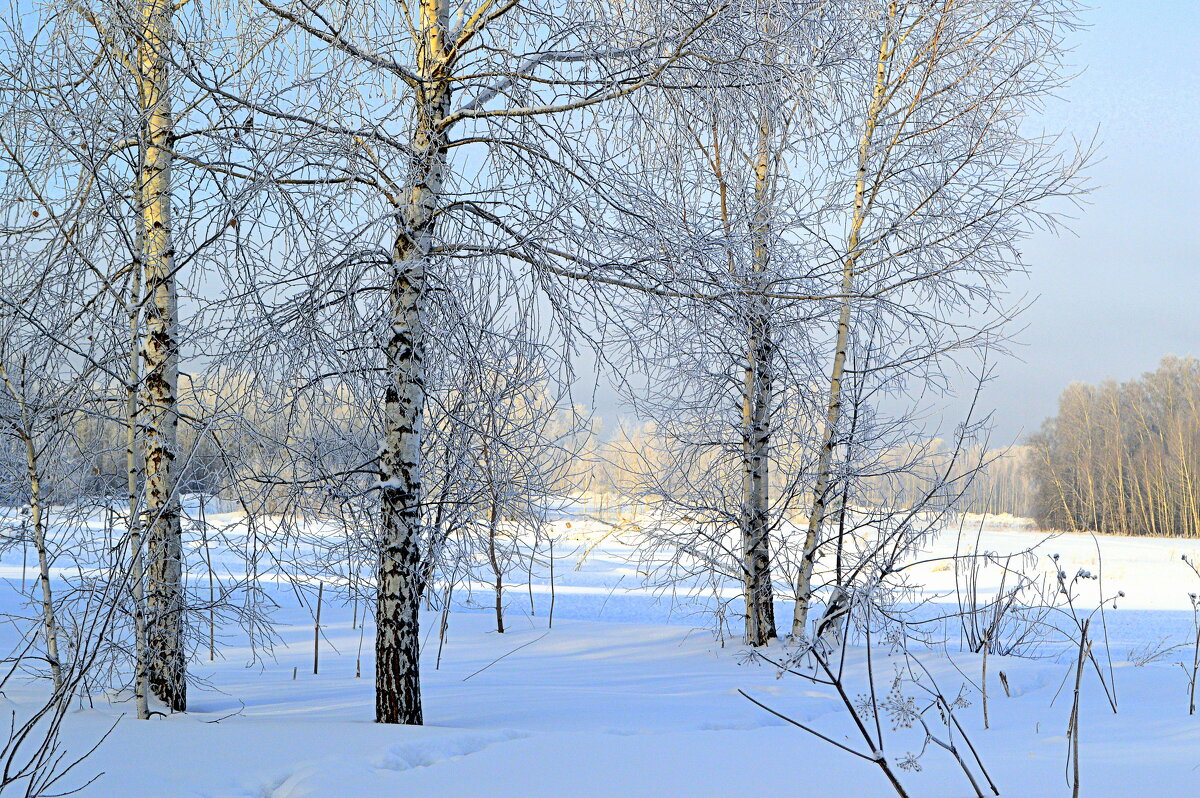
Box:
left=374, top=0, right=450, bottom=725
left=792, top=3, right=893, bottom=637
left=741, top=107, right=778, bottom=646
left=23, top=428, right=61, bottom=694
left=0, top=363, right=62, bottom=693
left=126, top=261, right=151, bottom=720
left=136, top=0, right=186, bottom=712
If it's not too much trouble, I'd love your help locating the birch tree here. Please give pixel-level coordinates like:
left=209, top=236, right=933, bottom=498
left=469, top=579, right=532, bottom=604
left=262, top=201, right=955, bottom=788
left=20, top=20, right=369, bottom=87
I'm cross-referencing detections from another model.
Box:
left=454, top=300, right=583, bottom=634
left=122, top=0, right=187, bottom=712
left=788, top=0, right=1087, bottom=635
left=1, top=0, right=271, bottom=714
left=211, top=0, right=725, bottom=724
left=0, top=320, right=69, bottom=695
left=586, top=0, right=847, bottom=646
left=585, top=0, right=1084, bottom=644
left=0, top=5, right=134, bottom=699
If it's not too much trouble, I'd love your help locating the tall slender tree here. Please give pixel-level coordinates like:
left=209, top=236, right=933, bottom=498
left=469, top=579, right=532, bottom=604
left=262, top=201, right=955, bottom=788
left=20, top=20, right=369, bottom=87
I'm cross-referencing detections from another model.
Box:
left=217, top=0, right=725, bottom=723
left=131, top=0, right=186, bottom=711
left=790, top=0, right=1087, bottom=635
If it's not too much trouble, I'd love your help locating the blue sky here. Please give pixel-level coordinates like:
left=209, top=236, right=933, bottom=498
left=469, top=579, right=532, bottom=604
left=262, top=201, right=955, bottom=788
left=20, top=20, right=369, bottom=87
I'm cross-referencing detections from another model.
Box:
left=985, top=0, right=1200, bottom=441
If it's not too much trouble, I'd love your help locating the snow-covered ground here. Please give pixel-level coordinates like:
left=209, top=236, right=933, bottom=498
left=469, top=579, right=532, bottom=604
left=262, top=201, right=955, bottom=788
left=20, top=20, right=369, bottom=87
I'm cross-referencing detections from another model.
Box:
left=4, top=509, right=1200, bottom=797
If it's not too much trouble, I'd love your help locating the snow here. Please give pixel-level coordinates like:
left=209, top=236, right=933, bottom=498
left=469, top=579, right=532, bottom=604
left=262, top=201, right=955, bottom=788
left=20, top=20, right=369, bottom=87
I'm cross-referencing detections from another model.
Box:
left=4, top=509, right=1200, bottom=796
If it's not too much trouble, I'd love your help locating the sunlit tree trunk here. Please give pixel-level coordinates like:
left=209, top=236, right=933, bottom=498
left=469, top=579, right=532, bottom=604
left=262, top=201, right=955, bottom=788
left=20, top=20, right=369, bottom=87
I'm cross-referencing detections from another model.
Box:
left=136, top=0, right=186, bottom=712
left=126, top=260, right=151, bottom=720
left=375, top=0, right=450, bottom=726
left=793, top=2, right=895, bottom=637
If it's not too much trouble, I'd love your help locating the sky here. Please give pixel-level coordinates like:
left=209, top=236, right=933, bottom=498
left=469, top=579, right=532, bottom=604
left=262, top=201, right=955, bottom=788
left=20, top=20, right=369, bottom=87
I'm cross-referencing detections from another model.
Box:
left=978, top=0, right=1200, bottom=443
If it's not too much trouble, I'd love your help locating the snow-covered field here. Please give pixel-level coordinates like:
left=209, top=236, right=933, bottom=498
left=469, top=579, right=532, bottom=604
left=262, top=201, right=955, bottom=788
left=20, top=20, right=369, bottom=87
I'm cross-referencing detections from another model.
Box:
left=5, top=509, right=1200, bottom=797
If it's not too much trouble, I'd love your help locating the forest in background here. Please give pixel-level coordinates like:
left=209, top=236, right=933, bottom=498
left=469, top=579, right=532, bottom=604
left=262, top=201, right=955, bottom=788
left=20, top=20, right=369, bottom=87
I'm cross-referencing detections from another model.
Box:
left=1025, top=356, right=1200, bottom=537
left=590, top=354, right=1200, bottom=538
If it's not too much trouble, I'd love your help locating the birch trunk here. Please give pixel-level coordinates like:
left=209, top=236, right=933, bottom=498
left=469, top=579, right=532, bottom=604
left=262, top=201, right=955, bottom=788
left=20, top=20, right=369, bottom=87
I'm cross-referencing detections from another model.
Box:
left=791, top=290, right=851, bottom=637
left=741, top=324, right=776, bottom=645
left=126, top=261, right=151, bottom=720
left=26, top=441, right=60, bottom=691
left=0, top=365, right=62, bottom=693
left=792, top=4, right=894, bottom=637
left=136, top=0, right=186, bottom=712
left=375, top=0, right=449, bottom=726
left=486, top=496, right=505, bottom=634
left=23, top=436, right=61, bottom=693
left=741, top=111, right=777, bottom=646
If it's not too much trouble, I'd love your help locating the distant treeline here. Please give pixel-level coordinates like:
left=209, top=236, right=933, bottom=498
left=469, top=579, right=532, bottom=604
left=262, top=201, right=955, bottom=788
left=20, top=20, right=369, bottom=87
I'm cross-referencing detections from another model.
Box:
left=876, top=356, right=1200, bottom=536
left=838, top=356, right=1200, bottom=537
left=591, top=423, right=1040, bottom=523
left=10, top=357, right=1197, bottom=540
left=588, top=356, right=1200, bottom=538
left=1023, top=356, right=1200, bottom=537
